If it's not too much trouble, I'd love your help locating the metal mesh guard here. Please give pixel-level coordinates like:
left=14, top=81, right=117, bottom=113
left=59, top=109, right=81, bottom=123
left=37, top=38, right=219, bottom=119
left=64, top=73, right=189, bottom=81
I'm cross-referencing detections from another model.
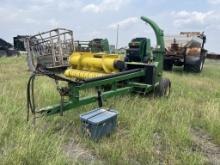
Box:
left=26, top=28, right=74, bottom=69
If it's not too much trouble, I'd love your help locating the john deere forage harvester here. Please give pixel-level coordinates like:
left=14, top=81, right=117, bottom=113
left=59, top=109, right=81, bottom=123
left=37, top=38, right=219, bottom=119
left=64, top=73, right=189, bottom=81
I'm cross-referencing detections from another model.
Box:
left=26, top=16, right=171, bottom=120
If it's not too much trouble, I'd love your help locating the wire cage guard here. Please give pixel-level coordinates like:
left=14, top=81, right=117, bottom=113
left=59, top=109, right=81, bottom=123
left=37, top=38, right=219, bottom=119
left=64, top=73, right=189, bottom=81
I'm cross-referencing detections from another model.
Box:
left=25, top=28, right=74, bottom=69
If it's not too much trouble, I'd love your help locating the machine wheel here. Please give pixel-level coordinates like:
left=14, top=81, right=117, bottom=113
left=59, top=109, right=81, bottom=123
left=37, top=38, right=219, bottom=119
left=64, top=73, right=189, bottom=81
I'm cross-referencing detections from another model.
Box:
left=155, top=78, right=171, bottom=97
left=184, top=56, right=205, bottom=73
left=184, top=49, right=207, bottom=73
left=163, top=60, right=173, bottom=71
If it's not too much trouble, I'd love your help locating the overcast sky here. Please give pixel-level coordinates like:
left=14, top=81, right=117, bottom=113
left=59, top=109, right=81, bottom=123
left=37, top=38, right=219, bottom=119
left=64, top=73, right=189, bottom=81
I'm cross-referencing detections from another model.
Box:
left=1, top=0, right=220, bottom=52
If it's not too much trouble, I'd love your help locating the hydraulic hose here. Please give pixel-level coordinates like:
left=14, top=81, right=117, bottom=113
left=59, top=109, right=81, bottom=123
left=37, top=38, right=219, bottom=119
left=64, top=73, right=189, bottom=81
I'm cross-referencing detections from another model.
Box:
left=26, top=73, right=36, bottom=121
left=26, top=67, right=70, bottom=121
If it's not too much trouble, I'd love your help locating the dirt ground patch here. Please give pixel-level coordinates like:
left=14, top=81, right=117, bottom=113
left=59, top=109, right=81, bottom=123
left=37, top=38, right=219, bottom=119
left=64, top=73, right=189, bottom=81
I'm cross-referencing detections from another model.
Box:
left=63, top=138, right=103, bottom=164
left=191, top=127, right=220, bottom=165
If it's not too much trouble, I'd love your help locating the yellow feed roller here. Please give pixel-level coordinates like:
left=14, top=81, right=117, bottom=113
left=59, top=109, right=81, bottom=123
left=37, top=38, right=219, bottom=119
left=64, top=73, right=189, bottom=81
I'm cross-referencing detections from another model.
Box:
left=64, top=69, right=107, bottom=79
left=64, top=52, right=124, bottom=79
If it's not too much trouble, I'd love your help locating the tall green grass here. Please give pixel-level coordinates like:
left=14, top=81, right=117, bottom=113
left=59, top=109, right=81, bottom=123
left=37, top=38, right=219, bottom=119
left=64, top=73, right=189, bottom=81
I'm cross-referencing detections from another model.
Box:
left=0, top=56, right=219, bottom=164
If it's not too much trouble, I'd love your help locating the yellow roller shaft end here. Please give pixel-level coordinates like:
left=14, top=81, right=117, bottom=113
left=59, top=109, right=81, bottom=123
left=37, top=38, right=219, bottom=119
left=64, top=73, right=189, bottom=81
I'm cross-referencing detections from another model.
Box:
left=68, top=52, right=124, bottom=74
left=64, top=69, right=108, bottom=80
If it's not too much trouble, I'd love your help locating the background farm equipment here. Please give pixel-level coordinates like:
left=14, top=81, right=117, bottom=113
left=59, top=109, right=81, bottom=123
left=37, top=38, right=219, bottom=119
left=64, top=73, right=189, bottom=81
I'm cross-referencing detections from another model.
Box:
left=26, top=16, right=171, bottom=121
left=75, top=38, right=110, bottom=53
left=164, top=32, right=207, bottom=72
left=0, top=38, right=18, bottom=57
left=14, top=35, right=29, bottom=51
left=207, top=53, right=220, bottom=60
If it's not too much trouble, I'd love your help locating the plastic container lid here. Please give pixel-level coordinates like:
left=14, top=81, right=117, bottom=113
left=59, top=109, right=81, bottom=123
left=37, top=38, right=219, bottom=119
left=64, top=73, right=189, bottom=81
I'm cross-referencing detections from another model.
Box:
left=80, top=108, right=118, bottom=125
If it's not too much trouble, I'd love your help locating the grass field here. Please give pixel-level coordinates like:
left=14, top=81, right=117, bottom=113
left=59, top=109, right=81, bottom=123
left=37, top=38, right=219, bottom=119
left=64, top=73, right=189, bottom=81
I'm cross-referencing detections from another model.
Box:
left=0, top=56, right=219, bottom=164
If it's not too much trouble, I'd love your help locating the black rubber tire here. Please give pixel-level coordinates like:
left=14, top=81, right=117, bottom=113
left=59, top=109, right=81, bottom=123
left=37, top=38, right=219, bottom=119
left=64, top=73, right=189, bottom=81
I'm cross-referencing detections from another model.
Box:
left=163, top=60, right=173, bottom=71
left=184, top=57, right=205, bottom=73
left=155, top=78, right=171, bottom=97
